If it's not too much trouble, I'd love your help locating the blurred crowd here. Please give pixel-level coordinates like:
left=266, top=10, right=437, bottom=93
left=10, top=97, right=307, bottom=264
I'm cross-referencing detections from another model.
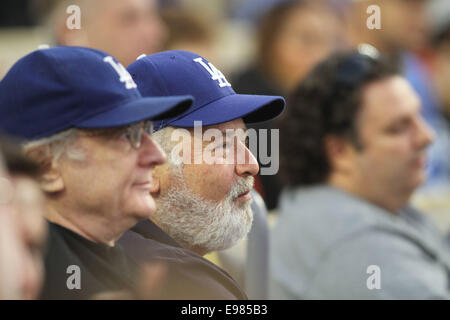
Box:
left=1, top=0, right=450, bottom=300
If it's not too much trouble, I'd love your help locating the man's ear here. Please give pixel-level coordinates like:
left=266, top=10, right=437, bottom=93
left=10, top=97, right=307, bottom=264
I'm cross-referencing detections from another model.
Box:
left=40, top=162, right=65, bottom=193
left=25, top=146, right=65, bottom=193
left=149, top=168, right=161, bottom=197
left=325, top=135, right=355, bottom=173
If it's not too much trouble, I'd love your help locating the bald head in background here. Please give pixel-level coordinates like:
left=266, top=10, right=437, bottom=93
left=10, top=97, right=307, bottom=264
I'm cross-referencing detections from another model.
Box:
left=50, top=0, right=167, bottom=66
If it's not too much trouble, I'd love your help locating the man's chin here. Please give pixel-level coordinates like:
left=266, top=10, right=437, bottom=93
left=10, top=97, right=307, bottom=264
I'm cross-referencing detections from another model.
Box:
left=412, top=169, right=427, bottom=187
left=131, top=197, right=156, bottom=220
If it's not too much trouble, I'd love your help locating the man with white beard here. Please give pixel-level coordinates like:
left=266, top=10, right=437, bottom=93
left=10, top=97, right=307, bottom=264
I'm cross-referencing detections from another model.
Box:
left=119, top=50, right=285, bottom=299
left=151, top=122, right=256, bottom=255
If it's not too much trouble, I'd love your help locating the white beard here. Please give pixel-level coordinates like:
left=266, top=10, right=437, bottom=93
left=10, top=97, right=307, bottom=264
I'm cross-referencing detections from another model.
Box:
left=153, top=167, right=254, bottom=254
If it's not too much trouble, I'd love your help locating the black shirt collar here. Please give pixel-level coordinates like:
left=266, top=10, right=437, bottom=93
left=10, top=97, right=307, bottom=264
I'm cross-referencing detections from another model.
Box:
left=131, top=219, right=182, bottom=248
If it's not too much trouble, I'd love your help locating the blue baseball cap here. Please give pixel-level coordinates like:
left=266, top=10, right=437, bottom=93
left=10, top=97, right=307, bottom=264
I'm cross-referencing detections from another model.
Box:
left=127, top=50, right=285, bottom=131
left=0, top=46, right=193, bottom=140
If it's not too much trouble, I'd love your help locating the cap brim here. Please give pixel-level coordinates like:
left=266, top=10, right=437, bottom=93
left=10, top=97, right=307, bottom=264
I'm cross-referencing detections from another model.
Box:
left=167, top=94, right=285, bottom=128
left=76, top=95, right=193, bottom=128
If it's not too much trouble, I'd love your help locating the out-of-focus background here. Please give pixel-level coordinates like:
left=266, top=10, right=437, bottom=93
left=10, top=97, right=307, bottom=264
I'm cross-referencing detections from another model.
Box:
left=0, top=0, right=270, bottom=79
left=3, top=0, right=449, bottom=225
left=3, top=0, right=450, bottom=298
left=1, top=0, right=450, bottom=213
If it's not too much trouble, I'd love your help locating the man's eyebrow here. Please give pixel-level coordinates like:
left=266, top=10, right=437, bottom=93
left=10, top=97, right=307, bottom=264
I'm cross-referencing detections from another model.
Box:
left=223, top=130, right=247, bottom=143
left=220, top=128, right=233, bottom=138
left=220, top=127, right=248, bottom=135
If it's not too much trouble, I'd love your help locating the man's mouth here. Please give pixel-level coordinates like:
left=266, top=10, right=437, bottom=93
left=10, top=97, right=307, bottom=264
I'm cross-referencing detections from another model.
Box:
left=133, top=181, right=151, bottom=189
left=412, top=154, right=427, bottom=169
left=235, top=189, right=252, bottom=202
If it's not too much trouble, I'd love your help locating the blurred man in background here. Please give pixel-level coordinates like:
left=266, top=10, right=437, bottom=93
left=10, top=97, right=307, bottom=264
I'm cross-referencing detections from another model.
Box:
left=271, top=50, right=450, bottom=299
left=0, top=135, right=46, bottom=300
left=160, top=7, right=216, bottom=62
left=347, top=0, right=429, bottom=55
left=49, top=0, right=167, bottom=66
left=347, top=0, right=450, bottom=191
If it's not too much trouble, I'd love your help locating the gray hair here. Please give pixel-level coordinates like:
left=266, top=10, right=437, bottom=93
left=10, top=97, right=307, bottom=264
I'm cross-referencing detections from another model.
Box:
left=152, top=126, right=197, bottom=170
left=152, top=127, right=176, bottom=156
left=23, top=128, right=85, bottom=165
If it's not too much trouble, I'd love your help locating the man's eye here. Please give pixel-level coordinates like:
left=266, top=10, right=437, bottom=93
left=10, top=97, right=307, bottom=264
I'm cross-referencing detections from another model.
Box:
left=214, top=143, right=227, bottom=150
left=120, top=11, right=139, bottom=25
left=386, top=119, right=411, bottom=134
left=120, top=131, right=131, bottom=140
left=387, top=125, right=407, bottom=134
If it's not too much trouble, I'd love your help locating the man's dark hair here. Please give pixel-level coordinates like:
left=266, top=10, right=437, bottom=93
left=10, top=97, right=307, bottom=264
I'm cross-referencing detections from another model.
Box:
left=432, top=22, right=450, bottom=48
left=279, top=50, right=400, bottom=187
left=0, top=134, right=41, bottom=177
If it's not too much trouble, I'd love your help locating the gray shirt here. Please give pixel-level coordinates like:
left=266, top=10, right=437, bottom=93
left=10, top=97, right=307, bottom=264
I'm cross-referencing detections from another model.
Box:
left=270, top=185, right=450, bottom=299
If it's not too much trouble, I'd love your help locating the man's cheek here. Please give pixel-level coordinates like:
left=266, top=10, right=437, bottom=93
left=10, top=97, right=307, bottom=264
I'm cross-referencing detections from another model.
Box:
left=210, top=164, right=235, bottom=184
left=216, top=166, right=236, bottom=197
left=202, top=166, right=234, bottom=200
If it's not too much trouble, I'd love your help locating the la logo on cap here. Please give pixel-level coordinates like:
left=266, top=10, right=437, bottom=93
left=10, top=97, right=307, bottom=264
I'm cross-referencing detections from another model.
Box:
left=193, top=57, right=231, bottom=88
left=103, top=56, right=137, bottom=90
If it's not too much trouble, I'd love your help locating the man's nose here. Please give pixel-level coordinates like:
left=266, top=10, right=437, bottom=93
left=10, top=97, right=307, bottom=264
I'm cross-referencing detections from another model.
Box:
left=415, top=116, right=435, bottom=149
left=235, top=144, right=259, bottom=177
left=138, top=133, right=167, bottom=168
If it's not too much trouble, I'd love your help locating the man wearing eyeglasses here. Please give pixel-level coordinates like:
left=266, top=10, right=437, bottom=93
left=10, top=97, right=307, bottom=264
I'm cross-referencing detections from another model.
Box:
left=0, top=46, right=192, bottom=299
left=270, top=50, right=450, bottom=299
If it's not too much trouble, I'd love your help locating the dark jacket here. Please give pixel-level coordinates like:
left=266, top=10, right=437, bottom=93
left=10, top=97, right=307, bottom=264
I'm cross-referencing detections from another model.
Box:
left=119, top=219, right=248, bottom=299
left=40, top=222, right=138, bottom=300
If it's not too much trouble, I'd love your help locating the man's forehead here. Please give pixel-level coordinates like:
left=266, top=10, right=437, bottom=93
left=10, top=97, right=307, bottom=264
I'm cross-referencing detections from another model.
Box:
left=95, top=0, right=153, bottom=17
left=207, top=119, right=247, bottom=132
left=361, top=76, right=421, bottom=121
left=183, top=118, right=247, bottom=134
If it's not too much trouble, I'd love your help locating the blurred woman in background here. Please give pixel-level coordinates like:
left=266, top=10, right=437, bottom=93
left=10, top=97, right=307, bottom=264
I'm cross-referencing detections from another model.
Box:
left=232, top=0, right=343, bottom=210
